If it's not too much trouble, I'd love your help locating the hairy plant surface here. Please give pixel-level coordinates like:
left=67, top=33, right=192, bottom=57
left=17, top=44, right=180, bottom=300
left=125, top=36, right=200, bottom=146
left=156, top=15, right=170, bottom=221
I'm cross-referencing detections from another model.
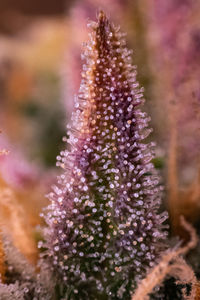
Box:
left=43, top=11, right=168, bottom=300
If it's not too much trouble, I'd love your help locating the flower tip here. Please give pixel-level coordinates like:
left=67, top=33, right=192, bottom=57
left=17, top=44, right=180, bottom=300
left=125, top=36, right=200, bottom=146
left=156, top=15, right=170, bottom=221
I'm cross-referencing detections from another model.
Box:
left=97, top=9, right=107, bottom=22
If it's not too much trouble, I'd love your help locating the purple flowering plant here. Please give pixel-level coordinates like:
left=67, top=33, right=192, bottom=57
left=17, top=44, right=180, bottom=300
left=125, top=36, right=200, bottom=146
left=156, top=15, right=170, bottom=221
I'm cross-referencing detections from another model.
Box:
left=42, top=11, right=168, bottom=300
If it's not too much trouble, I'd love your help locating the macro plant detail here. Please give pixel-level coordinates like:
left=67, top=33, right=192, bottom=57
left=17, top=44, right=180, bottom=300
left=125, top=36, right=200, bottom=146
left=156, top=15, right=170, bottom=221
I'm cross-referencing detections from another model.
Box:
left=43, top=11, right=168, bottom=299
left=0, top=1, right=200, bottom=299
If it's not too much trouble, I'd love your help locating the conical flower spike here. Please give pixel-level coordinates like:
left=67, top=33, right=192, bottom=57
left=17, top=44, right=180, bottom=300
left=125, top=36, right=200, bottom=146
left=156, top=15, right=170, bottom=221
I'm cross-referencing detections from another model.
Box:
left=43, top=11, right=168, bottom=300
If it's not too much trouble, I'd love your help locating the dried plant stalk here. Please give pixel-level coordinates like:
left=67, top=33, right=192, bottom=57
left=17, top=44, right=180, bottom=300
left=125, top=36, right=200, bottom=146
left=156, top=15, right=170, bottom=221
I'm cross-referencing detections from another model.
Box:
left=132, top=216, right=198, bottom=300
left=194, top=282, right=200, bottom=300
left=0, top=188, right=37, bottom=264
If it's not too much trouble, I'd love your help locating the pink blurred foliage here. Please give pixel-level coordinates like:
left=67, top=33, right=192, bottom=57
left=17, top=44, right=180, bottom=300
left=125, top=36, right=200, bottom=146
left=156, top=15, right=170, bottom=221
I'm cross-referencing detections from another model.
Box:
left=0, top=133, right=39, bottom=190
left=62, top=0, right=129, bottom=117
left=150, top=0, right=200, bottom=175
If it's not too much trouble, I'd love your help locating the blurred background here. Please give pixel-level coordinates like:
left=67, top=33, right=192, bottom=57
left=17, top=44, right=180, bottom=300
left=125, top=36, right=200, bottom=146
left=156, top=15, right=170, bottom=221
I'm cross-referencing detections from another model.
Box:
left=0, top=0, right=199, bottom=265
